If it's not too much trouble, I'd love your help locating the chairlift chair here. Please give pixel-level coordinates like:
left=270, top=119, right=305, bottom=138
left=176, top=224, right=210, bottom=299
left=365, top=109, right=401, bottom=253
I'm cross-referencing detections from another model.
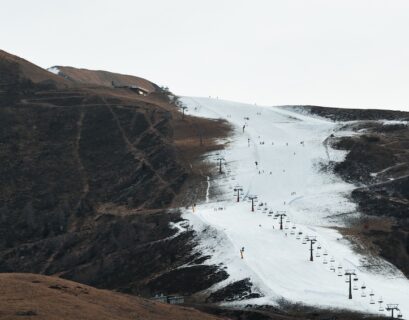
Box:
left=323, top=257, right=328, bottom=264
left=330, top=257, right=335, bottom=263
left=290, top=229, right=295, bottom=235
left=370, top=296, right=375, bottom=305
left=353, top=275, right=358, bottom=282
left=316, top=251, right=321, bottom=258
left=353, top=283, right=358, bottom=290
left=397, top=311, right=403, bottom=318
left=378, top=297, right=384, bottom=311
left=330, top=264, right=335, bottom=272
left=317, top=244, right=322, bottom=250
left=338, top=269, right=342, bottom=277
left=323, top=251, right=328, bottom=256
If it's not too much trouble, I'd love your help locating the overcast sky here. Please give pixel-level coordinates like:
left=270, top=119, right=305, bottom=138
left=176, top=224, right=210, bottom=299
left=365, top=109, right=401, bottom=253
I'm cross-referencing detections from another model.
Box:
left=2, top=0, right=409, bottom=110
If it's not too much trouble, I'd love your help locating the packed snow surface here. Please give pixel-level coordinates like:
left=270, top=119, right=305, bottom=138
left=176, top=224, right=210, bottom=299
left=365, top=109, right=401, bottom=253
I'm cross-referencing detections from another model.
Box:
left=47, top=66, right=60, bottom=75
left=181, top=97, right=409, bottom=318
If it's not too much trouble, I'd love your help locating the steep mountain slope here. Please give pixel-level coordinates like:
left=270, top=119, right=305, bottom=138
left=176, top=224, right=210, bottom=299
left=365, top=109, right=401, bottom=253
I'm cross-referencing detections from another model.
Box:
left=287, top=105, right=409, bottom=278
left=181, top=97, right=409, bottom=319
left=0, top=50, right=230, bottom=303
left=2, top=49, right=408, bottom=319
left=0, top=273, right=224, bottom=320
left=0, top=50, right=69, bottom=88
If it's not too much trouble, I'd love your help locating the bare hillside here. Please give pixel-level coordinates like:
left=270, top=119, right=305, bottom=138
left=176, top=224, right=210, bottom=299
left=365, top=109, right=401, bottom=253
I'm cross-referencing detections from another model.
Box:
left=0, top=273, right=225, bottom=320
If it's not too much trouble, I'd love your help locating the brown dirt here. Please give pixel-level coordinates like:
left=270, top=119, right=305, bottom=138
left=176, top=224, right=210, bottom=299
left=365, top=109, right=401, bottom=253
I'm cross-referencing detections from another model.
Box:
left=55, top=66, right=158, bottom=92
left=0, top=273, right=226, bottom=320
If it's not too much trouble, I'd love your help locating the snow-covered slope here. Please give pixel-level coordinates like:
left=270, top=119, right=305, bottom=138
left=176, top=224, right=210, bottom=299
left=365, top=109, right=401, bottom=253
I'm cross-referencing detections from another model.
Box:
left=181, top=97, right=409, bottom=318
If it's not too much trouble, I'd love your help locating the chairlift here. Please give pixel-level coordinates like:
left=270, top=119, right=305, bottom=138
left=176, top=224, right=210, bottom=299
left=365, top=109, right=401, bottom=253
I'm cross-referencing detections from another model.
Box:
left=370, top=296, right=375, bottom=305
left=378, top=297, right=383, bottom=304
left=330, top=264, right=335, bottom=272
left=302, top=238, right=307, bottom=244
left=353, top=283, right=358, bottom=290
left=338, top=264, right=343, bottom=269
left=397, top=311, right=403, bottom=319
left=292, top=225, right=296, bottom=229
left=317, top=244, right=322, bottom=250
left=330, top=257, right=335, bottom=263
left=296, top=233, right=301, bottom=240
left=369, top=290, right=374, bottom=297
left=379, top=305, right=384, bottom=312
left=323, top=257, right=328, bottom=264
left=285, top=225, right=289, bottom=230
left=361, top=285, right=366, bottom=297
left=316, top=251, right=321, bottom=258
left=353, top=275, right=358, bottom=282
left=323, top=251, right=328, bottom=256
left=285, top=218, right=290, bottom=223
left=290, top=229, right=295, bottom=235
left=338, top=269, right=342, bottom=277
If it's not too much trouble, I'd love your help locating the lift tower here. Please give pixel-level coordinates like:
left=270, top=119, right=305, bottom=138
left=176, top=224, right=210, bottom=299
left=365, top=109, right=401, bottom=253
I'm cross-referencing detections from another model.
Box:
left=386, top=304, right=402, bottom=319
left=306, top=236, right=317, bottom=261
left=234, top=185, right=243, bottom=202
left=274, top=211, right=287, bottom=230
left=248, top=195, right=258, bottom=212
left=344, top=269, right=357, bottom=299
left=216, top=157, right=225, bottom=174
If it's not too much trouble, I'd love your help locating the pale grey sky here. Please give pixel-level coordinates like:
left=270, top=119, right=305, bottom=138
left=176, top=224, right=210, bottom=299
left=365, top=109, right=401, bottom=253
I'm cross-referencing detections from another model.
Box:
left=2, top=0, right=409, bottom=110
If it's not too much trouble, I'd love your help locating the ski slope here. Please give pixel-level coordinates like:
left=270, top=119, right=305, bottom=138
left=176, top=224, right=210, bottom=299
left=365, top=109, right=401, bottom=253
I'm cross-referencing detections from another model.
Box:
left=181, top=97, right=409, bottom=318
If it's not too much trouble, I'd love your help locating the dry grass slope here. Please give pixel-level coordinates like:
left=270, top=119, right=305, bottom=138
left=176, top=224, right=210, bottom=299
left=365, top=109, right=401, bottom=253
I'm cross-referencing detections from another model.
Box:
left=0, top=273, right=226, bottom=320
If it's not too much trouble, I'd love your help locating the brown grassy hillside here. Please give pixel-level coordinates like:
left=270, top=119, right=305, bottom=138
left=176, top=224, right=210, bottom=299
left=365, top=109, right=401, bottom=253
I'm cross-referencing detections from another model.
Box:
left=0, top=273, right=225, bottom=320
left=0, top=50, right=69, bottom=88
left=54, top=65, right=158, bottom=92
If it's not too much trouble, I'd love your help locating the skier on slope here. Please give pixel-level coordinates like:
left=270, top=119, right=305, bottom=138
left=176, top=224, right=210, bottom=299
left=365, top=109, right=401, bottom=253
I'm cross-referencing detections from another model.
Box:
left=240, top=247, right=245, bottom=259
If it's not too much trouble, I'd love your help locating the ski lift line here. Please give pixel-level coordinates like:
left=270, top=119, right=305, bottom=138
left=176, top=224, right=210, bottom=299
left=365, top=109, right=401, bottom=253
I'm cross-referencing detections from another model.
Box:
left=184, top=99, right=406, bottom=317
